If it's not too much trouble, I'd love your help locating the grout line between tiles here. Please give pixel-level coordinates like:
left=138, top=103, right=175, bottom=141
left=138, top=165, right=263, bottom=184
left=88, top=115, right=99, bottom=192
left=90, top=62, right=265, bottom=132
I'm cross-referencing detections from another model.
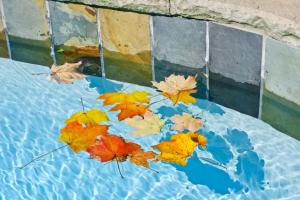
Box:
left=205, top=21, right=210, bottom=99
left=149, top=15, right=155, bottom=81
left=97, top=9, right=105, bottom=78
left=0, top=0, right=11, bottom=59
left=258, top=36, right=266, bottom=119
left=45, top=0, right=56, bottom=65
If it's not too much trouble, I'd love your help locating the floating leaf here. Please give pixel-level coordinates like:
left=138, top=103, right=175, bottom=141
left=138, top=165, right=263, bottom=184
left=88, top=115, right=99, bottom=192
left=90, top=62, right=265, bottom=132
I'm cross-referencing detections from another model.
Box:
left=171, top=113, right=203, bottom=132
left=50, top=61, right=84, bottom=84
left=87, top=134, right=141, bottom=162
left=65, top=109, right=108, bottom=125
left=59, top=122, right=109, bottom=153
left=152, top=74, right=197, bottom=105
left=125, top=111, right=164, bottom=136
left=152, top=132, right=207, bottom=166
left=129, top=150, right=156, bottom=168
left=98, top=91, right=151, bottom=105
left=164, top=90, right=196, bottom=104
left=110, top=103, right=148, bottom=121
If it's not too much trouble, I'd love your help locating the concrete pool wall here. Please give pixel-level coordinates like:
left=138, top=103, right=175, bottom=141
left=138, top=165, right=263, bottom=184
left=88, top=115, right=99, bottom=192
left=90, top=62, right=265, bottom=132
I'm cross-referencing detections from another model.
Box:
left=0, top=0, right=299, bottom=139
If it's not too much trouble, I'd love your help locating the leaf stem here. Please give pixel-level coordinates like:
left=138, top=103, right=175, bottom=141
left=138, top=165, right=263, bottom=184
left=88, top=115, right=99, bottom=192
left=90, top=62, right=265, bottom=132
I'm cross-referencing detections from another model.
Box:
left=18, top=144, right=68, bottom=169
left=31, top=72, right=49, bottom=76
left=148, top=98, right=168, bottom=107
left=116, top=159, right=124, bottom=179
left=80, top=97, right=85, bottom=112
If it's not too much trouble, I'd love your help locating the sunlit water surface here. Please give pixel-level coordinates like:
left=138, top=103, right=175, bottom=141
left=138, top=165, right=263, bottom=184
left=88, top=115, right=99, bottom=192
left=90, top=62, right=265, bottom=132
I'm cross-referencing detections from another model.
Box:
left=0, top=58, right=300, bottom=200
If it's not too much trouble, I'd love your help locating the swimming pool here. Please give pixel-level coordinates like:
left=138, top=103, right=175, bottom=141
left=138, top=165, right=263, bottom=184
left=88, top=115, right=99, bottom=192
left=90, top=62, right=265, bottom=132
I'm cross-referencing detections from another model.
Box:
left=0, top=58, right=299, bottom=200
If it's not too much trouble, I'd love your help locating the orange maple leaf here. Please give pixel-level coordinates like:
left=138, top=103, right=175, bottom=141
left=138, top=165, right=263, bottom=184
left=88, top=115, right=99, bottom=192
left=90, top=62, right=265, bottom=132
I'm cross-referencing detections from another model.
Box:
left=110, top=103, right=149, bottom=121
left=87, top=134, right=141, bottom=163
left=59, top=121, right=109, bottom=153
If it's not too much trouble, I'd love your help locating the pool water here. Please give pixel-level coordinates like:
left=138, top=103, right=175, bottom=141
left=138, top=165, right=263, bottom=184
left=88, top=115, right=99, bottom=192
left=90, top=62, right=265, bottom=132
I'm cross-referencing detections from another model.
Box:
left=0, top=58, right=299, bottom=200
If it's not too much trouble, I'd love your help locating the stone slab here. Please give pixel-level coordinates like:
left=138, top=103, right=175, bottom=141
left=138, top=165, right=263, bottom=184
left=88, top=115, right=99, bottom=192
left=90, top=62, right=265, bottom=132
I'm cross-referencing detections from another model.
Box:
left=152, top=16, right=207, bottom=98
left=264, top=39, right=300, bottom=105
left=100, top=8, right=152, bottom=86
left=49, top=1, right=101, bottom=75
left=208, top=23, right=262, bottom=117
left=1, top=0, right=52, bottom=65
left=261, top=38, right=300, bottom=139
left=0, top=8, right=9, bottom=58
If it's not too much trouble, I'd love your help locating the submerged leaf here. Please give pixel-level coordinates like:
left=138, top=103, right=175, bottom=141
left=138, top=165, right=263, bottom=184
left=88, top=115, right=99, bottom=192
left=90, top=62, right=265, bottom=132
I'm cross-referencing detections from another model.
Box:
left=171, top=113, right=203, bottom=132
left=50, top=61, right=84, bottom=84
left=65, top=109, right=108, bottom=125
left=125, top=111, right=164, bottom=136
left=98, top=91, right=151, bottom=105
left=59, top=121, right=109, bottom=153
left=152, top=132, right=207, bottom=166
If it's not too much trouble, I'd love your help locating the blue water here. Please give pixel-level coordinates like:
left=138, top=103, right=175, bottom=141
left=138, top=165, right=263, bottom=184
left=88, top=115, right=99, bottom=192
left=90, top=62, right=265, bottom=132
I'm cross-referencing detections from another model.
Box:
left=1, top=58, right=300, bottom=200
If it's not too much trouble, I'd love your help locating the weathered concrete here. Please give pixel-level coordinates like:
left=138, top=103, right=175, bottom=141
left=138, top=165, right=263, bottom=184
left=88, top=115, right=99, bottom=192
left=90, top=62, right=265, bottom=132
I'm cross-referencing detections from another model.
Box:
left=53, top=0, right=300, bottom=47
left=51, top=0, right=169, bottom=14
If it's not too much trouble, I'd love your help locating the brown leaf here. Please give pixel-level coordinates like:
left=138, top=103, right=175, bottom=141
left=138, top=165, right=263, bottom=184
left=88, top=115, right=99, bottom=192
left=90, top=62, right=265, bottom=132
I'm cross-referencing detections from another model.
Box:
left=50, top=61, right=85, bottom=84
left=129, top=150, right=157, bottom=168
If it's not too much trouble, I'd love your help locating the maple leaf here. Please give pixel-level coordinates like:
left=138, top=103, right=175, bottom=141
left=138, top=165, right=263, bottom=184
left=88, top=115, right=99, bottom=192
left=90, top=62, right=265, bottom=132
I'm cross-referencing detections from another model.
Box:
left=87, top=134, right=141, bottom=162
left=125, top=111, right=164, bottom=136
left=98, top=91, right=151, bottom=105
left=59, top=121, right=109, bottom=153
left=170, top=113, right=203, bottom=132
left=152, top=132, right=207, bottom=166
left=129, top=150, right=157, bottom=168
left=163, top=90, right=196, bottom=104
left=65, top=109, right=108, bottom=125
left=110, top=103, right=148, bottom=121
left=152, top=74, right=197, bottom=105
left=50, top=61, right=85, bottom=84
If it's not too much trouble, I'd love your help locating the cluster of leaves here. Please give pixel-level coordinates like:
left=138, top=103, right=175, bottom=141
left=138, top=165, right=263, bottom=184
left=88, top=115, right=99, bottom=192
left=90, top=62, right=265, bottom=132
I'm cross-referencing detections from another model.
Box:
left=58, top=73, right=207, bottom=176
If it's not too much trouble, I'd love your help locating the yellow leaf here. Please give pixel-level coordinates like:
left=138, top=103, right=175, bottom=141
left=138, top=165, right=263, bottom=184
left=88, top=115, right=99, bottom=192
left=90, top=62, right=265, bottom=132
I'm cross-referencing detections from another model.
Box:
left=65, top=108, right=108, bottom=125
left=98, top=91, right=151, bottom=105
left=152, top=132, right=207, bottom=166
left=125, top=111, right=164, bottom=136
left=164, top=90, right=196, bottom=104
left=59, top=122, right=109, bottom=153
